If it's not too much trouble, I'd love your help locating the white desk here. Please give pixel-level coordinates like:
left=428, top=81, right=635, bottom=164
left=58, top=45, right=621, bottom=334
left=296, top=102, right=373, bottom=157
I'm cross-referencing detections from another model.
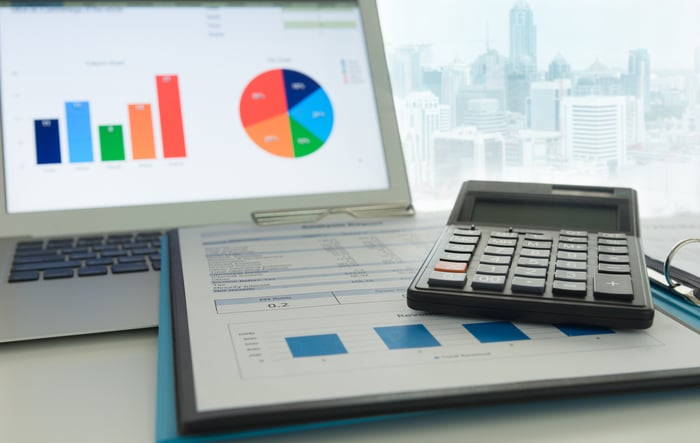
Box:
left=1, top=328, right=699, bottom=443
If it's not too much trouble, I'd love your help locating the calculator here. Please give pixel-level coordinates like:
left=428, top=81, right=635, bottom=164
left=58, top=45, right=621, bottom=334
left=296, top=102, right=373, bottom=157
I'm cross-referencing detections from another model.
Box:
left=407, top=181, right=654, bottom=329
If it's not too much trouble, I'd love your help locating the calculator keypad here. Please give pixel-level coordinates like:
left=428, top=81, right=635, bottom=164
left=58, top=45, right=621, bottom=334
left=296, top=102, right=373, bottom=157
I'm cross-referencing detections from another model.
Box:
left=423, top=226, right=641, bottom=305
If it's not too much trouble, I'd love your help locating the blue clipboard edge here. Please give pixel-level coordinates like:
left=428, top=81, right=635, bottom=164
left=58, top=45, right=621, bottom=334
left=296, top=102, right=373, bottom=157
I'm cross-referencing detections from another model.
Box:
left=650, top=282, right=700, bottom=333
left=156, top=235, right=700, bottom=442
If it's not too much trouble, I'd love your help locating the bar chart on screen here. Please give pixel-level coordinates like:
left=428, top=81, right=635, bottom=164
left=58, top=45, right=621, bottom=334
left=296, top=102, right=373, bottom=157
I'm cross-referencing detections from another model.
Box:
left=33, top=74, right=187, bottom=165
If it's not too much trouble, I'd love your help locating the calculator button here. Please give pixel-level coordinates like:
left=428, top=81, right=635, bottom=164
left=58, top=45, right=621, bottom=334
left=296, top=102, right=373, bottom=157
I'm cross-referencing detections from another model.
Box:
left=514, top=266, right=547, bottom=278
left=524, top=233, right=553, bottom=241
left=516, top=257, right=549, bottom=268
left=453, top=229, right=481, bottom=238
left=560, top=230, right=588, bottom=237
left=522, top=240, right=552, bottom=249
left=554, top=270, right=587, bottom=282
left=511, top=276, right=546, bottom=294
left=556, top=260, right=587, bottom=271
left=445, top=244, right=476, bottom=254
left=552, top=280, right=587, bottom=296
left=593, top=273, right=634, bottom=301
left=449, top=235, right=479, bottom=245
left=488, top=237, right=517, bottom=247
left=558, top=243, right=588, bottom=252
left=556, top=251, right=587, bottom=261
left=520, top=248, right=550, bottom=258
left=471, top=274, right=506, bottom=291
left=479, top=255, right=512, bottom=265
left=559, top=236, right=588, bottom=244
left=476, top=264, right=509, bottom=275
left=598, top=238, right=627, bottom=246
left=483, top=246, right=515, bottom=256
left=598, top=232, right=626, bottom=239
left=434, top=260, right=468, bottom=273
left=598, top=254, right=630, bottom=264
left=598, top=263, right=631, bottom=274
left=598, top=245, right=629, bottom=255
left=490, top=231, right=519, bottom=239
left=428, top=271, right=467, bottom=288
left=439, top=252, right=471, bottom=263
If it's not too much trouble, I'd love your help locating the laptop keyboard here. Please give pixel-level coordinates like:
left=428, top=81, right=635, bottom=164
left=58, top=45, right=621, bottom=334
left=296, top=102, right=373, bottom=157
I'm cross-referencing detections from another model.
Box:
left=8, top=232, right=162, bottom=283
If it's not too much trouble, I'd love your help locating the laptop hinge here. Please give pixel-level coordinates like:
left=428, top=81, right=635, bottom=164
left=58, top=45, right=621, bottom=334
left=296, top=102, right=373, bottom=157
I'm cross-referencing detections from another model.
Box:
left=252, top=203, right=415, bottom=226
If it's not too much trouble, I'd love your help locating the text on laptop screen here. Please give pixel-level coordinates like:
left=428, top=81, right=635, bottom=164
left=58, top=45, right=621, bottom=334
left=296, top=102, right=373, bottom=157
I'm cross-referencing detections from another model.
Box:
left=0, top=1, right=390, bottom=214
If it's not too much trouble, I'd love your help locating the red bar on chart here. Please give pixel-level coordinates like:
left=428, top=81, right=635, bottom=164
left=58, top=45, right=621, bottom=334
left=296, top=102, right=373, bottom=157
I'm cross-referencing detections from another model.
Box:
left=128, top=104, right=156, bottom=159
left=156, top=75, right=186, bottom=158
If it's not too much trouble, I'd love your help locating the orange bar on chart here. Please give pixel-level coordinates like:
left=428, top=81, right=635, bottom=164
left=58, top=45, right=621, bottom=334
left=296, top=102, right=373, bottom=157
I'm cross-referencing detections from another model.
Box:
left=156, top=75, right=187, bottom=158
left=128, top=104, right=156, bottom=159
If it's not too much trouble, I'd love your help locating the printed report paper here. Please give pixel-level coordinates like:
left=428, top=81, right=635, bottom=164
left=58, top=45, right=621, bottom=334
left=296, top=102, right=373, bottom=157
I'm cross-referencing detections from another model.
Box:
left=173, top=214, right=700, bottom=414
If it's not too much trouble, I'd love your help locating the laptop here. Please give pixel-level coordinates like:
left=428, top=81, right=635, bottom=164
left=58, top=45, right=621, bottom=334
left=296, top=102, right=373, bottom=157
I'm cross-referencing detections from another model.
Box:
left=0, top=0, right=411, bottom=343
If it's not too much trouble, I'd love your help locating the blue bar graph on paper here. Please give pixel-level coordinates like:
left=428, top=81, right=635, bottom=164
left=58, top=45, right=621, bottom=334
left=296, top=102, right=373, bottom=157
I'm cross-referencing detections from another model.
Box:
left=374, top=324, right=441, bottom=349
left=65, top=101, right=94, bottom=162
left=463, top=321, right=530, bottom=343
left=286, top=333, right=348, bottom=358
left=555, top=324, right=615, bottom=337
left=34, top=119, right=61, bottom=164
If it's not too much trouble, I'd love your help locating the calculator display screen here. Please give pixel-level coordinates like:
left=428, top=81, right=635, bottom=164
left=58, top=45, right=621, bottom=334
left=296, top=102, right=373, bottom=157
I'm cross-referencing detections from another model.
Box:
left=471, top=199, right=619, bottom=231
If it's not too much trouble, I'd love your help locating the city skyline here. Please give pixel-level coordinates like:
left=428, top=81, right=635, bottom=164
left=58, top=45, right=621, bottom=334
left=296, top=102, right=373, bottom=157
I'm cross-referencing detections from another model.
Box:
left=378, top=0, right=700, bottom=72
left=380, top=0, right=700, bottom=217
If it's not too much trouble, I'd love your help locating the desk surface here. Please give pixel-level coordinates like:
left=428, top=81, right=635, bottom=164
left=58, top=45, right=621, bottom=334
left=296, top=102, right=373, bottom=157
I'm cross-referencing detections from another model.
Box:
left=1, top=328, right=699, bottom=443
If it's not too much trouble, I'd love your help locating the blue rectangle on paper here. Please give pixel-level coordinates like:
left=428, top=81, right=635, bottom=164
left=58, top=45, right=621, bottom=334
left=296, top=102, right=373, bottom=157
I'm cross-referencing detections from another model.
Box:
left=286, top=333, right=347, bottom=358
left=374, top=324, right=440, bottom=349
left=555, top=324, right=615, bottom=337
left=65, top=101, right=94, bottom=162
left=464, top=321, right=529, bottom=343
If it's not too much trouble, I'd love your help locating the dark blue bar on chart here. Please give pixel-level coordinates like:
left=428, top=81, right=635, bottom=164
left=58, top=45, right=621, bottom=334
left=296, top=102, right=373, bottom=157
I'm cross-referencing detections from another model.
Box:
left=65, top=101, right=94, bottom=163
left=463, top=321, right=530, bottom=343
left=374, top=324, right=441, bottom=349
left=286, top=333, right=348, bottom=358
left=34, top=119, right=61, bottom=164
left=555, top=324, right=615, bottom=337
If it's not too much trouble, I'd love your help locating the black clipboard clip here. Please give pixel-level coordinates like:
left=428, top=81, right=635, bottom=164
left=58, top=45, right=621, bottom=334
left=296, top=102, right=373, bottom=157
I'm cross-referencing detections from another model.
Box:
left=647, top=238, right=700, bottom=307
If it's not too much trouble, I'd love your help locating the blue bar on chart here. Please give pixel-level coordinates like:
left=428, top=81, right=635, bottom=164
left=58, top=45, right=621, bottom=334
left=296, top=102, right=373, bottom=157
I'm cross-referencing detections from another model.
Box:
left=374, top=324, right=441, bottom=350
left=34, top=119, right=61, bottom=164
left=555, top=324, right=615, bottom=337
left=286, top=333, right=348, bottom=358
left=463, top=321, right=530, bottom=344
left=65, top=101, right=94, bottom=163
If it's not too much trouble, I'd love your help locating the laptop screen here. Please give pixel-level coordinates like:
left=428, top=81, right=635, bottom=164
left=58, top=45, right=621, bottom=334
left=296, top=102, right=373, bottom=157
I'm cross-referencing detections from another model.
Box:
left=0, top=0, right=410, bottom=235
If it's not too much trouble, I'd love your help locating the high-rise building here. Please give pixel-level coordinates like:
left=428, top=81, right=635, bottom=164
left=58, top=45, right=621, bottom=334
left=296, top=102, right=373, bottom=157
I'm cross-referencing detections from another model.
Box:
left=574, top=59, right=623, bottom=97
left=507, top=1, right=537, bottom=114
left=627, top=49, right=651, bottom=113
left=462, top=99, right=507, bottom=133
left=560, top=96, right=637, bottom=175
left=546, top=53, right=571, bottom=81
left=422, top=67, right=443, bottom=101
left=433, top=127, right=505, bottom=187
left=455, top=87, right=506, bottom=127
left=441, top=58, right=471, bottom=128
left=527, top=80, right=571, bottom=131
left=509, top=0, right=537, bottom=76
left=399, top=91, right=441, bottom=186
left=471, top=49, right=508, bottom=90
left=386, top=44, right=432, bottom=98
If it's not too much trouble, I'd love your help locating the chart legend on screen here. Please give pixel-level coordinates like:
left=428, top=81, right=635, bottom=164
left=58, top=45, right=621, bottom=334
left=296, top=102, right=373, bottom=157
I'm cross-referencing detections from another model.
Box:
left=240, top=69, right=334, bottom=158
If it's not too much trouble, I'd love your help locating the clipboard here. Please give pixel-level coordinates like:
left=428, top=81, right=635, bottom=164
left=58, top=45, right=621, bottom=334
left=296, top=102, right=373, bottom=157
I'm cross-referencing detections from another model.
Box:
left=160, top=216, right=700, bottom=439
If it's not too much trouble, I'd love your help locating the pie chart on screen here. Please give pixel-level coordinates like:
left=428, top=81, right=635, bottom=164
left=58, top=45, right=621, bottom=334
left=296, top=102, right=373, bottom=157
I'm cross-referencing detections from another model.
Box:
left=240, top=69, right=334, bottom=158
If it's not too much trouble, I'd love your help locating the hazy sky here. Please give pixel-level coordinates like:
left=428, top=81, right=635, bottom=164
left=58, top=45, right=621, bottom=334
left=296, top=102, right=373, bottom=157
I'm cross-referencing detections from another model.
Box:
left=377, top=0, right=700, bottom=71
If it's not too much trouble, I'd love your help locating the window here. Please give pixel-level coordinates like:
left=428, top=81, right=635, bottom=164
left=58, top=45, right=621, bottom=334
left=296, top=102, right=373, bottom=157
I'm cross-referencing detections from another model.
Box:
left=378, top=0, right=700, bottom=217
